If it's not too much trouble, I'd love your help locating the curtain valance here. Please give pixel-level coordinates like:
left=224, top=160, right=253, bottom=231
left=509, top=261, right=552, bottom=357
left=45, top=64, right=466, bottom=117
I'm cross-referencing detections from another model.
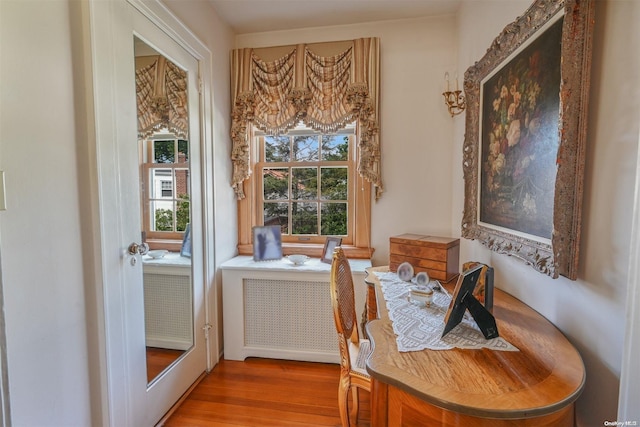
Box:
left=230, top=38, right=382, bottom=200
left=136, top=56, right=189, bottom=140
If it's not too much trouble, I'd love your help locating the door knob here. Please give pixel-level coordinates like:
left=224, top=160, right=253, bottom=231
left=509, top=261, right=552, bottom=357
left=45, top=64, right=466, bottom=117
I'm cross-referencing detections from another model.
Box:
left=128, top=242, right=149, bottom=256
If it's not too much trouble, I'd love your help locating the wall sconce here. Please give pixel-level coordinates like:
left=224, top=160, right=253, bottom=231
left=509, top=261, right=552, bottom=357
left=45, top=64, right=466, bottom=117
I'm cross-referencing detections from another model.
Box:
left=442, top=72, right=466, bottom=117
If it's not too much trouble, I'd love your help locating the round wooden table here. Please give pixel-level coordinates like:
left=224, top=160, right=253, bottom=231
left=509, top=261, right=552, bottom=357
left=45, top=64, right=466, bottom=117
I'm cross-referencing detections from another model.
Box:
left=364, top=267, right=585, bottom=427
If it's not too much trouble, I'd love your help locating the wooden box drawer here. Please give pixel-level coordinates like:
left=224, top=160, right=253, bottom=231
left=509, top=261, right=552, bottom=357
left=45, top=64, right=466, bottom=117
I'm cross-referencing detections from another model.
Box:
left=389, top=234, right=460, bottom=283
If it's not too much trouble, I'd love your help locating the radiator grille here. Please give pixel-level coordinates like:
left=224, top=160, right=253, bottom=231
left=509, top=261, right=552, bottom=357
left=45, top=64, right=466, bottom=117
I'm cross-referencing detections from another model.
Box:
left=244, top=278, right=337, bottom=354
left=144, top=272, right=192, bottom=350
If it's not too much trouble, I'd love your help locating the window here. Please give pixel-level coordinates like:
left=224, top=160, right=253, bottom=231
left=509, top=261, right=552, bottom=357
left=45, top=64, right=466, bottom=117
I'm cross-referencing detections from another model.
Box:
left=161, top=180, right=173, bottom=197
left=141, top=136, right=190, bottom=244
left=237, top=123, right=372, bottom=258
left=258, top=126, right=353, bottom=243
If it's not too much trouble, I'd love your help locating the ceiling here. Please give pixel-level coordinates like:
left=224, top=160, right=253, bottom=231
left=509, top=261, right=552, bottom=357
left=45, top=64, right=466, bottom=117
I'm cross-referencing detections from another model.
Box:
left=207, top=0, right=462, bottom=34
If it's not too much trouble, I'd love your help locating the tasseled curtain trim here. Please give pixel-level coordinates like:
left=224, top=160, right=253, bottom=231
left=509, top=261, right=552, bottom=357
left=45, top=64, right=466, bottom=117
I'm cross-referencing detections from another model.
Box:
left=136, top=56, right=189, bottom=140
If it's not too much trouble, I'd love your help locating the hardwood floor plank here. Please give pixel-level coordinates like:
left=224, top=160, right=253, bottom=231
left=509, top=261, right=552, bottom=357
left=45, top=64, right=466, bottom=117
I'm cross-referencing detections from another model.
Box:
left=162, top=358, right=370, bottom=427
left=167, top=402, right=340, bottom=426
left=147, top=347, right=184, bottom=383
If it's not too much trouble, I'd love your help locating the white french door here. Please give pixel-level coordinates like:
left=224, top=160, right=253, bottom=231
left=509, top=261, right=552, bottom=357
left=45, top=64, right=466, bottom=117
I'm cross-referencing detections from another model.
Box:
left=86, top=1, right=207, bottom=425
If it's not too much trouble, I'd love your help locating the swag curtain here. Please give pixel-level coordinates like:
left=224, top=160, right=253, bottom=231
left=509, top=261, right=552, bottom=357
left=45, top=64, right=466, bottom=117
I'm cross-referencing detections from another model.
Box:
left=230, top=38, right=383, bottom=200
left=136, top=55, right=189, bottom=140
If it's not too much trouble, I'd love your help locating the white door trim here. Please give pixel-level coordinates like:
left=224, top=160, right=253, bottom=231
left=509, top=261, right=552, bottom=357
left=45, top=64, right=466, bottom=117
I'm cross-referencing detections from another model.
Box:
left=82, top=0, right=218, bottom=425
left=0, top=254, right=10, bottom=427
left=618, top=108, right=640, bottom=421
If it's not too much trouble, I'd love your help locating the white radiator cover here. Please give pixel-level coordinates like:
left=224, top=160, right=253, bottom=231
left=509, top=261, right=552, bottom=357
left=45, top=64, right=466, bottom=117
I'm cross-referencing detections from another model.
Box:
left=143, top=255, right=192, bottom=351
left=221, top=256, right=371, bottom=363
left=244, top=278, right=337, bottom=354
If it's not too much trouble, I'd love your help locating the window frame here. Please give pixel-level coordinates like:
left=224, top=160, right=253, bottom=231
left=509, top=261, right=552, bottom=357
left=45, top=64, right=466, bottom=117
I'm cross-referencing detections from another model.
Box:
left=140, top=135, right=190, bottom=251
left=256, top=129, right=354, bottom=245
left=237, top=124, right=373, bottom=259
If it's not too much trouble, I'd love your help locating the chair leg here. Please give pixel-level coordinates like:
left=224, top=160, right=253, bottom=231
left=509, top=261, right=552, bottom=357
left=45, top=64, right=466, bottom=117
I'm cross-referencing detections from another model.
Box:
left=338, top=376, right=350, bottom=427
left=350, top=386, right=360, bottom=425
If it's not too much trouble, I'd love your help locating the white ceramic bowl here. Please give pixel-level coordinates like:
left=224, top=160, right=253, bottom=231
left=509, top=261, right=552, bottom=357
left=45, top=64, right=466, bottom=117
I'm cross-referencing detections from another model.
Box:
left=148, top=250, right=168, bottom=259
left=287, top=254, right=310, bottom=265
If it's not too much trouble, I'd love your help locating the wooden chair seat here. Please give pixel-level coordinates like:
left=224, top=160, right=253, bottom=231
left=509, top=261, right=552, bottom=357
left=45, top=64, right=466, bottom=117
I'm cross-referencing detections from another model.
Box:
left=349, top=340, right=371, bottom=377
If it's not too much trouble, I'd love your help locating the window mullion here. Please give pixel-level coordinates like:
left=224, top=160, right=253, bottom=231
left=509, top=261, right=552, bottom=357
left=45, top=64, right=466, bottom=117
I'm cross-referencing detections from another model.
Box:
left=287, top=135, right=293, bottom=237
left=288, top=165, right=293, bottom=238
left=317, top=166, right=321, bottom=235
left=172, top=168, right=177, bottom=232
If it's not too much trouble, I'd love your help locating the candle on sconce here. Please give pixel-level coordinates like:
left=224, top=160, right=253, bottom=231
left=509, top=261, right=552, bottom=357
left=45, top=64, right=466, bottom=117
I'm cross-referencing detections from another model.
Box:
left=442, top=70, right=466, bottom=117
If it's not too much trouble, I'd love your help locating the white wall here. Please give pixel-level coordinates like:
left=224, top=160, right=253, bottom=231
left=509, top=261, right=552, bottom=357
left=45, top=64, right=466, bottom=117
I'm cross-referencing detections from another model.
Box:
left=0, top=1, right=91, bottom=425
left=235, top=15, right=457, bottom=267
left=455, top=0, right=640, bottom=425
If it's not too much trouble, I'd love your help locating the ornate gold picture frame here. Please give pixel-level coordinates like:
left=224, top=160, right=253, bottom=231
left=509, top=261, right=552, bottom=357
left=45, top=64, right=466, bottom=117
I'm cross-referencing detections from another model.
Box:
left=461, top=0, right=594, bottom=279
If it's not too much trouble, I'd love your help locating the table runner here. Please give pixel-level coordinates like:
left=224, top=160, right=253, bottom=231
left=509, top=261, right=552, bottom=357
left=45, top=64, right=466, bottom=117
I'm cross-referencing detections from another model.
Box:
left=374, top=271, right=518, bottom=352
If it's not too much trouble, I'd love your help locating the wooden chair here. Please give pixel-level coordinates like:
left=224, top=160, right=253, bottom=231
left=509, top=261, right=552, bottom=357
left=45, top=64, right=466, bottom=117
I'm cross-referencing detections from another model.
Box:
left=329, top=247, right=371, bottom=427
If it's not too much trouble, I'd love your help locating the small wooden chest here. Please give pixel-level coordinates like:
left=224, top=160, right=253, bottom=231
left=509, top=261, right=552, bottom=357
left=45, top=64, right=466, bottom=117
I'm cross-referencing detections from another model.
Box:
left=389, top=234, right=460, bottom=283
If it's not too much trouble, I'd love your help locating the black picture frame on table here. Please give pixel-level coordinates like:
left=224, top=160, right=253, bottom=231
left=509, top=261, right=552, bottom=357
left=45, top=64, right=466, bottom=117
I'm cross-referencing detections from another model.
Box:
left=442, top=264, right=498, bottom=340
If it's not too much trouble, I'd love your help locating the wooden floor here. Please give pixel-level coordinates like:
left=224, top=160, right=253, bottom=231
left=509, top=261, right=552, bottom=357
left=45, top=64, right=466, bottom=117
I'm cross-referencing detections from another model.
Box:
left=147, top=347, right=184, bottom=383
left=162, top=357, right=371, bottom=427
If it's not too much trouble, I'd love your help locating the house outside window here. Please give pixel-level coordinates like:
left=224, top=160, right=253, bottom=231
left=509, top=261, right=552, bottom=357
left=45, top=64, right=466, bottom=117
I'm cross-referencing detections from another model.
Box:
left=141, top=136, right=190, bottom=247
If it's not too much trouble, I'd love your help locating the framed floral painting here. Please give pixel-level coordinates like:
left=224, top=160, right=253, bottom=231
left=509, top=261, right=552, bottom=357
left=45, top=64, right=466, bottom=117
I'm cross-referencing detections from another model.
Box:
left=461, top=0, right=595, bottom=279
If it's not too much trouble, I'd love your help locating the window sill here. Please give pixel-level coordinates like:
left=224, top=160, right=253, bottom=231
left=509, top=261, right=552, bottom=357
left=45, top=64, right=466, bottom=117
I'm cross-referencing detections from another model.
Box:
left=147, top=239, right=183, bottom=253
left=237, top=243, right=374, bottom=260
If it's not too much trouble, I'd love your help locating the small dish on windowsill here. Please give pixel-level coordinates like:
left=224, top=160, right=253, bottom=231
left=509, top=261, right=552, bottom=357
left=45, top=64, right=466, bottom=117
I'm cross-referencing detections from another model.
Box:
left=287, top=254, right=310, bottom=265
left=147, top=250, right=168, bottom=259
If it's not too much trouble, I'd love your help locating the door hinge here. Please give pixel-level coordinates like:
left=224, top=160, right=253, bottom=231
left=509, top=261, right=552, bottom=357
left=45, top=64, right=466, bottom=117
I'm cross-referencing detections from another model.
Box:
left=198, top=77, right=203, bottom=94
left=202, top=323, right=212, bottom=340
